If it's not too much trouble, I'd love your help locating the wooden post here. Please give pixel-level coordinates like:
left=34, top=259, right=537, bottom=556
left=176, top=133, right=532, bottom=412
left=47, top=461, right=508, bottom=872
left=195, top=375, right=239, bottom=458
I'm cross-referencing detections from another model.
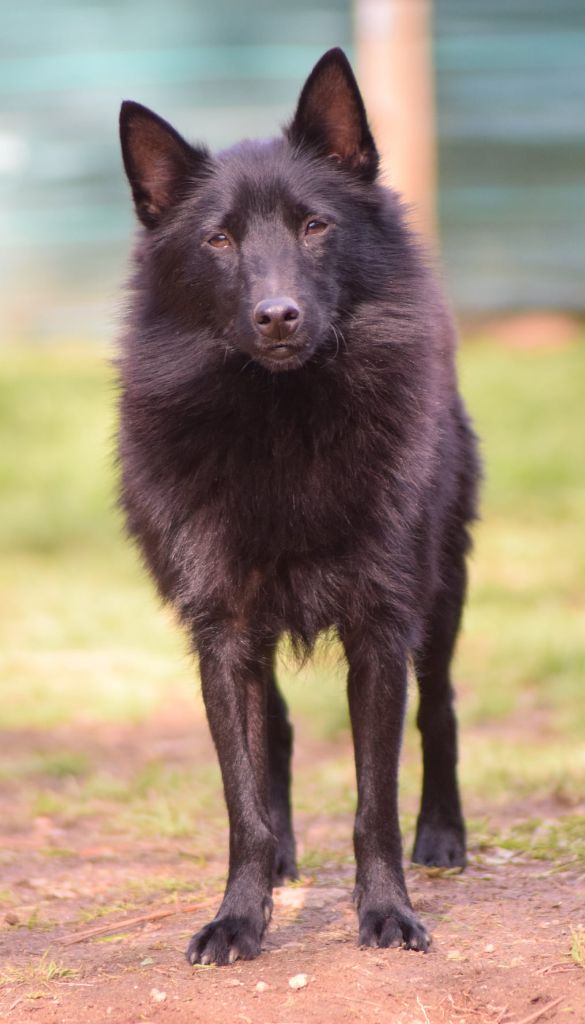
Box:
left=356, top=0, right=437, bottom=242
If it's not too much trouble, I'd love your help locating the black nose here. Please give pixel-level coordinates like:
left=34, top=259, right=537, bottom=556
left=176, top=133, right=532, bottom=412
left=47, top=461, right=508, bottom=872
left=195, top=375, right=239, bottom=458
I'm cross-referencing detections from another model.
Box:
left=253, top=297, right=301, bottom=341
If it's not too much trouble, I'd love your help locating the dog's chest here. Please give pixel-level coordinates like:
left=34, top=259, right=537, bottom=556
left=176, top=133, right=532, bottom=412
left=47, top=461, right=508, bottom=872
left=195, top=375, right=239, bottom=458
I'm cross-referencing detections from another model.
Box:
left=201, top=410, right=377, bottom=562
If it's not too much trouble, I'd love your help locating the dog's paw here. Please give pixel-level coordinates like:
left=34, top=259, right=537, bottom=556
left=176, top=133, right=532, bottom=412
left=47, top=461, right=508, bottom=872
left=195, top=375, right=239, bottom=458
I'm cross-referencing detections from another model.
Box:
left=186, top=914, right=265, bottom=966
left=412, top=820, right=466, bottom=869
left=358, top=906, right=430, bottom=952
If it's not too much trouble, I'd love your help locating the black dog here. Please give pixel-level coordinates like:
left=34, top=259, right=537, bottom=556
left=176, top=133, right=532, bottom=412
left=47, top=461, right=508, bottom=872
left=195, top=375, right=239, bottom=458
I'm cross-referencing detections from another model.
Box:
left=117, top=48, right=480, bottom=965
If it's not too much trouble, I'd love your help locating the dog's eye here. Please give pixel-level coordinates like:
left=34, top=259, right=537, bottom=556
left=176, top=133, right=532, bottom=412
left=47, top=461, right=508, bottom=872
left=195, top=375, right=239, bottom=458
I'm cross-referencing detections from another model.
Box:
left=305, top=219, right=328, bottom=237
left=208, top=233, right=231, bottom=249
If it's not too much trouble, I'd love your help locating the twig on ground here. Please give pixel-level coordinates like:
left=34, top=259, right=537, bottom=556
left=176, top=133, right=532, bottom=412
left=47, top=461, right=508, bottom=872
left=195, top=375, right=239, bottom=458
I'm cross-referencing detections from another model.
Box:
left=416, top=994, right=431, bottom=1023
left=332, top=994, right=383, bottom=1010
left=60, top=903, right=200, bottom=946
left=446, top=992, right=483, bottom=1016
left=534, top=962, right=577, bottom=975
left=510, top=997, right=564, bottom=1024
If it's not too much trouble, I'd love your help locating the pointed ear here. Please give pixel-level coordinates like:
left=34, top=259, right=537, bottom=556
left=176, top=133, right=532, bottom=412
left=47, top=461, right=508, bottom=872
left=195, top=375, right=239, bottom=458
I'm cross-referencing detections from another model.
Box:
left=119, top=101, right=210, bottom=228
left=287, top=48, right=378, bottom=181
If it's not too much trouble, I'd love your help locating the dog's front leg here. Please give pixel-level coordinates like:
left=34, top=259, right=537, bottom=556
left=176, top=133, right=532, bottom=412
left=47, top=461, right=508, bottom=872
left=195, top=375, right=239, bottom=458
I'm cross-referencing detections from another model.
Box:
left=343, top=627, right=430, bottom=951
left=186, top=629, right=276, bottom=966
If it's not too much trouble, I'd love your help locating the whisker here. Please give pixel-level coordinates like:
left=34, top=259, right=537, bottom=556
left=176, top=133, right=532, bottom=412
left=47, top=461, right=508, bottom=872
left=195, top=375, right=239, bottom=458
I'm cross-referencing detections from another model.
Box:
left=329, top=324, right=341, bottom=361
left=336, top=326, right=348, bottom=352
left=326, top=323, right=349, bottom=363
left=238, top=356, right=254, bottom=375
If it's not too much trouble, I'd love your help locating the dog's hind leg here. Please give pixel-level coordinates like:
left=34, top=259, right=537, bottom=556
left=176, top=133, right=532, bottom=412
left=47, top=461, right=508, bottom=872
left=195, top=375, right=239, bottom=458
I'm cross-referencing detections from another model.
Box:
left=412, top=539, right=468, bottom=869
left=266, top=666, right=298, bottom=884
left=186, top=628, right=276, bottom=966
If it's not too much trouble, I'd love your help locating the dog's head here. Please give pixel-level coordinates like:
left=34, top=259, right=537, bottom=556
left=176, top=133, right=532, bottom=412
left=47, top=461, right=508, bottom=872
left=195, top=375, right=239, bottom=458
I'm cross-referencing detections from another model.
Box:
left=120, top=49, right=386, bottom=373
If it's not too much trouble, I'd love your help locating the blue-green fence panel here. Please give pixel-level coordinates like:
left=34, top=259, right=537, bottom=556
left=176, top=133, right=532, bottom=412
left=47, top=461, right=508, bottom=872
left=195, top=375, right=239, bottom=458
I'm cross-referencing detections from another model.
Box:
left=435, top=0, right=585, bottom=312
left=1, top=1, right=583, bottom=337
left=0, top=1, right=353, bottom=339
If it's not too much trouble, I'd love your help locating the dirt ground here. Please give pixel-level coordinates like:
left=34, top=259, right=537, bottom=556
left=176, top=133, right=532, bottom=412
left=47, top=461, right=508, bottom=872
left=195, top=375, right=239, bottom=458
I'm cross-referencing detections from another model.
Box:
left=1, top=714, right=583, bottom=1024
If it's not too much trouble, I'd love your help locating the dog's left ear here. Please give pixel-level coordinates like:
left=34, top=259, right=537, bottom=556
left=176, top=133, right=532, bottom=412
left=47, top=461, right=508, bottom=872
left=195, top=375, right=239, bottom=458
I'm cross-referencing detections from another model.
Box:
left=287, top=48, right=379, bottom=181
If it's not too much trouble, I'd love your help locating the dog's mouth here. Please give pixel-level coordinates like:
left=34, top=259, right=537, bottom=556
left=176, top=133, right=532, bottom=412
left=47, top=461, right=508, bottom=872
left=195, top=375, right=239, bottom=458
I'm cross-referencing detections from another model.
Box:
left=253, top=341, right=310, bottom=372
left=267, top=343, right=299, bottom=361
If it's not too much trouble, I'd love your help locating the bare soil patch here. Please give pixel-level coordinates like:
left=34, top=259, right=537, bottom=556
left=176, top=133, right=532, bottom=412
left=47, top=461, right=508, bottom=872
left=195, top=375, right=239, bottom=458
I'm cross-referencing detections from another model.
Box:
left=1, top=716, right=583, bottom=1024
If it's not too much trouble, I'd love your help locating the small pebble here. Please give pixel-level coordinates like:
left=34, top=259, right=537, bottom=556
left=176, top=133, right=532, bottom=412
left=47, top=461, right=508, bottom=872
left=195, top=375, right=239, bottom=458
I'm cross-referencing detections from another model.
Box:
left=4, top=913, right=19, bottom=926
left=275, top=888, right=307, bottom=910
left=484, top=943, right=495, bottom=953
left=255, top=981, right=268, bottom=992
left=288, top=973, right=309, bottom=990
left=150, top=988, right=167, bottom=1003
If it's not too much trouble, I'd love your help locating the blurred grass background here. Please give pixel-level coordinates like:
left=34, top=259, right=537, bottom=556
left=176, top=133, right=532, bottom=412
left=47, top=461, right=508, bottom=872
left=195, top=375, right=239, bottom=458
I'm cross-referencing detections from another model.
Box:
left=1, top=337, right=584, bottom=841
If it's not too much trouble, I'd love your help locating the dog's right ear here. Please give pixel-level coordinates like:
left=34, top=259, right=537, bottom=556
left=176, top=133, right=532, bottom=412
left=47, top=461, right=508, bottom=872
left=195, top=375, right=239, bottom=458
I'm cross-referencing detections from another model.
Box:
left=119, top=101, right=210, bottom=229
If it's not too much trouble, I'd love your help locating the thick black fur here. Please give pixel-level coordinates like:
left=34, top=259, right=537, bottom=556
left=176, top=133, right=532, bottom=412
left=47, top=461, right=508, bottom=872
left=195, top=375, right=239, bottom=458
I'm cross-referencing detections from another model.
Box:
left=117, top=48, right=480, bottom=966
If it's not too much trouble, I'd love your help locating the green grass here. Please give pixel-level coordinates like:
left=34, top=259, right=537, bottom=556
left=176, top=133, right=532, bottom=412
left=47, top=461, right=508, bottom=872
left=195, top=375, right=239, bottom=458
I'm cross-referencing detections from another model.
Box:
left=0, top=954, right=79, bottom=989
left=457, top=343, right=585, bottom=735
left=0, top=337, right=584, bottom=834
left=570, top=925, right=585, bottom=968
left=470, top=814, right=585, bottom=867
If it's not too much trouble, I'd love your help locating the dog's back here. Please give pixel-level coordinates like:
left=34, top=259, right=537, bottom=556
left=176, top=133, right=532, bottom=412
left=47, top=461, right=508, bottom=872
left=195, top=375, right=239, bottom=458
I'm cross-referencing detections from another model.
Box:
left=118, top=48, right=480, bottom=965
